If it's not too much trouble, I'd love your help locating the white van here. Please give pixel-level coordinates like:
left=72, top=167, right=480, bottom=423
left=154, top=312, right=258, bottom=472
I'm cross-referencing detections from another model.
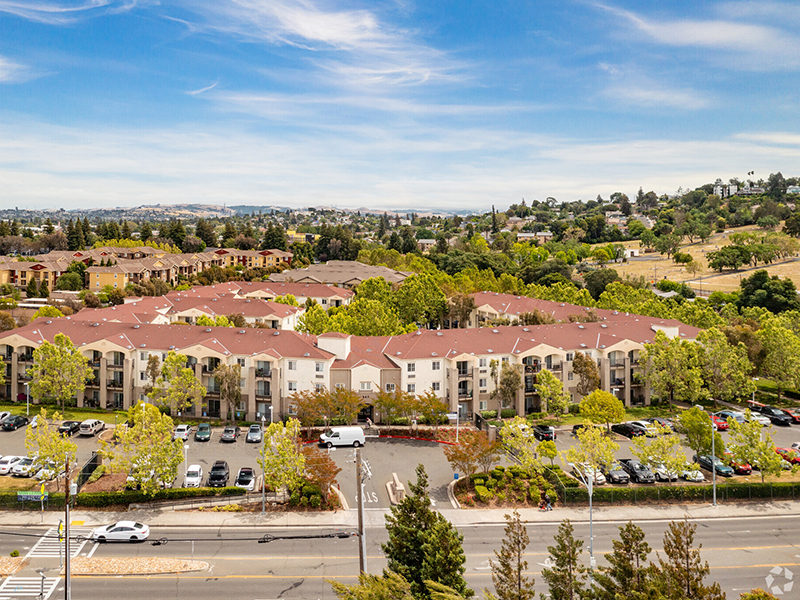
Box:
left=319, top=426, right=365, bottom=448
left=79, top=419, right=105, bottom=436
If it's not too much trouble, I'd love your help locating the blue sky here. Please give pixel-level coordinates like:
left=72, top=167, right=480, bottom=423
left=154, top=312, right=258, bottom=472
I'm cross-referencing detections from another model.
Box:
left=1, top=0, right=799, bottom=212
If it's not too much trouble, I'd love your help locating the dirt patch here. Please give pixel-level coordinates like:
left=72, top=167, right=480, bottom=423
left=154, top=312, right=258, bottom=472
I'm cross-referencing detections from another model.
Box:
left=69, top=557, right=208, bottom=576
left=79, top=472, right=126, bottom=494
left=0, top=477, right=36, bottom=492
left=0, top=557, right=26, bottom=576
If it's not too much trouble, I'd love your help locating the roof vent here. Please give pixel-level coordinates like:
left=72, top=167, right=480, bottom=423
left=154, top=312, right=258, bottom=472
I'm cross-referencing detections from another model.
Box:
left=600, top=324, right=607, bottom=328
left=523, top=328, right=529, bottom=332
left=304, top=352, right=310, bottom=357
left=205, top=328, right=212, bottom=332
left=396, top=352, right=401, bottom=356
left=580, top=343, right=587, bottom=348
left=169, top=345, right=175, bottom=349
left=133, top=325, right=140, bottom=329
left=273, top=331, right=280, bottom=336
left=246, top=299, right=251, bottom=303
left=431, top=352, right=438, bottom=356
left=92, top=323, right=100, bottom=327
left=492, top=329, right=499, bottom=333
left=488, top=349, right=493, bottom=353
left=46, top=320, right=52, bottom=324
left=436, top=332, right=443, bottom=336
left=600, top=344, right=606, bottom=348
left=578, top=325, right=585, bottom=329
left=239, top=330, right=246, bottom=334
left=139, top=344, right=146, bottom=348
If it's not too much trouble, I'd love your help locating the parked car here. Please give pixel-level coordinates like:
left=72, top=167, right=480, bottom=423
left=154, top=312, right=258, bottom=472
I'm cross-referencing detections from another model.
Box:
left=792, top=442, right=800, bottom=452
left=571, top=463, right=605, bottom=486
left=723, top=452, right=752, bottom=475
left=11, top=457, right=36, bottom=477
left=602, top=461, right=630, bottom=484
left=714, top=410, right=745, bottom=425
left=611, top=423, right=644, bottom=439
left=644, top=417, right=673, bottom=433
left=235, top=467, right=256, bottom=491
left=207, top=460, right=230, bottom=487
left=694, top=454, right=734, bottom=477
left=651, top=462, right=679, bottom=482
left=2, top=415, right=29, bottom=431
left=34, top=462, right=65, bottom=481
left=89, top=521, right=150, bottom=543
left=58, top=421, right=81, bottom=437
left=194, top=423, right=211, bottom=442
left=757, top=406, right=793, bottom=426
left=28, top=415, right=39, bottom=429
left=709, top=414, right=729, bottom=431
left=184, top=464, right=203, bottom=488
left=744, top=411, right=771, bottom=427
left=775, top=447, right=800, bottom=465
left=680, top=465, right=705, bottom=482
left=172, top=424, right=192, bottom=441
left=629, top=421, right=658, bottom=437
left=618, top=458, right=655, bottom=483
left=79, top=419, right=105, bottom=436
left=246, top=424, right=263, bottom=443
left=0, top=456, right=23, bottom=475
left=572, top=423, right=590, bottom=436
left=781, top=408, right=800, bottom=424
left=533, top=425, right=556, bottom=441
left=220, top=426, right=241, bottom=443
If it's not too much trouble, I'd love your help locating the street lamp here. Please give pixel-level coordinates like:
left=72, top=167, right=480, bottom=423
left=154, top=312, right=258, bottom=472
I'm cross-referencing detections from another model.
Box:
left=261, top=415, right=266, bottom=515
left=752, top=377, right=759, bottom=405
left=709, top=412, right=717, bottom=507
left=25, top=382, right=29, bottom=416
left=268, top=404, right=273, bottom=424
left=183, top=444, right=189, bottom=481
left=568, top=463, right=595, bottom=581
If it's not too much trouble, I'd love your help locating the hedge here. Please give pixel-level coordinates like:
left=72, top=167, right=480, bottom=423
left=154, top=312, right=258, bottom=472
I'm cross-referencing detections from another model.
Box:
left=500, top=409, right=517, bottom=419
left=76, top=487, right=245, bottom=507
left=563, top=481, right=800, bottom=504
left=480, top=410, right=498, bottom=419
left=474, top=485, right=492, bottom=503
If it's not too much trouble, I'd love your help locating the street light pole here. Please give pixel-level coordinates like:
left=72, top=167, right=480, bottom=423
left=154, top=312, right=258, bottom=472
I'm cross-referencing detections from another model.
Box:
left=711, top=417, right=716, bottom=507
left=569, top=464, right=595, bottom=582
left=268, top=405, right=273, bottom=424
left=25, top=382, right=29, bottom=416
left=261, top=415, right=266, bottom=515
left=183, top=444, right=189, bottom=482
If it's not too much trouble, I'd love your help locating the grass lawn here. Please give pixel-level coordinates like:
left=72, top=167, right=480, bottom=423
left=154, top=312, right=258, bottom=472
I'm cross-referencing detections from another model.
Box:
left=0, top=476, right=37, bottom=492
left=532, top=405, right=681, bottom=427
left=0, top=401, right=127, bottom=424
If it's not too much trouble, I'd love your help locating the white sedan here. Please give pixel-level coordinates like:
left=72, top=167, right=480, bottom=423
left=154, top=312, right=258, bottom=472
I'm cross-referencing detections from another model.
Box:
left=89, top=521, right=150, bottom=543
left=0, top=456, right=23, bottom=475
left=184, top=464, right=203, bottom=488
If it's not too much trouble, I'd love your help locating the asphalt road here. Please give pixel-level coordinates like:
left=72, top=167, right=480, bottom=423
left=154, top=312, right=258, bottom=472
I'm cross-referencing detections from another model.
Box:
left=2, top=515, right=798, bottom=599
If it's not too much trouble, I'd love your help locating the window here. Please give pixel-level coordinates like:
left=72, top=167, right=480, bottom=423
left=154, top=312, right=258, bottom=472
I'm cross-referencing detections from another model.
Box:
left=237, top=358, right=246, bottom=368
left=288, top=361, right=297, bottom=371
left=568, top=372, right=573, bottom=381
left=479, top=378, right=487, bottom=388
left=432, top=361, right=440, bottom=371
left=288, top=381, right=297, bottom=391
left=479, top=358, right=487, bottom=367
left=335, top=383, right=345, bottom=390
left=322, top=299, right=327, bottom=305
left=407, top=384, right=416, bottom=393
left=479, top=401, right=487, bottom=410
left=501, top=357, right=509, bottom=364
left=407, top=363, right=415, bottom=373
left=240, top=378, right=246, bottom=388
left=432, top=382, right=440, bottom=391
left=360, top=382, right=372, bottom=391
left=315, top=362, right=324, bottom=373
left=566, top=352, right=574, bottom=362
left=315, top=383, right=324, bottom=391
left=140, top=352, right=148, bottom=361
left=139, top=372, right=147, bottom=381
left=385, top=383, right=396, bottom=392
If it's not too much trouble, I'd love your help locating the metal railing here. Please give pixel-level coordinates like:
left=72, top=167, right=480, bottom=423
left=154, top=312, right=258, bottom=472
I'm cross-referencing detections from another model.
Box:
left=457, top=368, right=473, bottom=379
left=76, top=452, right=102, bottom=491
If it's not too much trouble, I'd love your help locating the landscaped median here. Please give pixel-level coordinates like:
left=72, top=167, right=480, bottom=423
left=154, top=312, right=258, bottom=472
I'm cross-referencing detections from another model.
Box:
left=562, top=480, right=800, bottom=504
left=0, top=557, right=25, bottom=576
left=68, top=558, right=208, bottom=576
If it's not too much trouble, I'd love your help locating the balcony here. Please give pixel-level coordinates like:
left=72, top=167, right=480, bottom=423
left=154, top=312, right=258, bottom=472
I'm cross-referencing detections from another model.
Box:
left=256, top=369, right=272, bottom=378
left=609, top=360, right=626, bottom=369
left=255, top=390, right=271, bottom=399
left=86, top=378, right=100, bottom=387
left=524, top=385, right=536, bottom=394
left=2, top=354, right=12, bottom=362
left=19, top=354, right=34, bottom=363
left=458, top=389, right=473, bottom=399
left=17, top=372, right=32, bottom=382
left=524, top=364, right=541, bottom=374
left=88, top=359, right=101, bottom=367
left=108, top=362, right=124, bottom=370
left=546, top=363, right=562, bottom=372
left=107, top=379, right=124, bottom=389
left=457, top=368, right=473, bottom=379
left=205, top=386, right=221, bottom=396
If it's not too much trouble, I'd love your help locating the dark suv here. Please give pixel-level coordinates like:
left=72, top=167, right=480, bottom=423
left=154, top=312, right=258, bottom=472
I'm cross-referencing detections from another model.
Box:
left=207, top=460, right=230, bottom=487
left=757, top=405, right=793, bottom=426
left=533, top=425, right=556, bottom=441
left=619, top=458, right=655, bottom=483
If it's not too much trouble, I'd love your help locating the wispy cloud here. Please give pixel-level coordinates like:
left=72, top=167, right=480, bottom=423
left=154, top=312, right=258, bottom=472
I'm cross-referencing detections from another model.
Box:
left=0, top=0, right=143, bottom=25
left=0, top=55, right=31, bottom=83
left=187, top=80, right=218, bottom=96
left=734, top=132, right=800, bottom=146
left=592, top=1, right=800, bottom=70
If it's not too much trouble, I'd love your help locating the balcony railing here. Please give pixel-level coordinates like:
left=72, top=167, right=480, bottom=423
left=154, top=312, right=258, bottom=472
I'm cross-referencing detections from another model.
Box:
left=256, top=369, right=272, bottom=378
left=18, top=373, right=32, bottom=382
left=457, top=368, right=473, bottom=379
left=458, top=389, right=473, bottom=398
left=108, top=362, right=124, bottom=369
left=88, top=359, right=101, bottom=367
left=86, top=378, right=100, bottom=387
left=107, top=379, right=124, bottom=389
left=609, top=360, right=626, bottom=369
left=19, top=354, right=34, bottom=363
left=255, top=391, right=271, bottom=399
left=2, top=354, right=13, bottom=362
left=546, top=363, right=562, bottom=371
left=524, top=364, right=541, bottom=374
left=205, top=386, right=221, bottom=396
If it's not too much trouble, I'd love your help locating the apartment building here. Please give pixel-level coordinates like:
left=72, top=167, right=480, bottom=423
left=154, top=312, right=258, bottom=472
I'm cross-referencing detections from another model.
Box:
left=0, top=315, right=699, bottom=422
left=269, top=260, right=409, bottom=288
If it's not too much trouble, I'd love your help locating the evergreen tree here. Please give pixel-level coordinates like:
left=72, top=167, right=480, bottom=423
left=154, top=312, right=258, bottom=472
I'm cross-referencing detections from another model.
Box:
left=43, top=218, right=55, bottom=235
left=82, top=217, right=93, bottom=245
left=0, top=221, right=9, bottom=236
left=383, top=465, right=472, bottom=600
left=492, top=205, right=499, bottom=234
left=166, top=219, right=186, bottom=247
left=66, top=219, right=76, bottom=250
left=121, top=221, right=132, bottom=239
left=388, top=231, right=403, bottom=252
left=25, top=277, right=39, bottom=298
left=195, top=218, right=216, bottom=248
left=107, top=220, right=121, bottom=240
left=593, top=522, right=652, bottom=600
left=486, top=511, right=535, bottom=600
left=39, top=279, right=50, bottom=299
left=222, top=221, right=237, bottom=245
left=139, top=222, right=153, bottom=242
left=10, top=220, right=20, bottom=236
left=95, top=221, right=107, bottom=241
left=377, top=214, right=387, bottom=238
left=541, top=520, right=587, bottom=600
left=657, top=519, right=724, bottom=600
left=262, top=223, right=288, bottom=250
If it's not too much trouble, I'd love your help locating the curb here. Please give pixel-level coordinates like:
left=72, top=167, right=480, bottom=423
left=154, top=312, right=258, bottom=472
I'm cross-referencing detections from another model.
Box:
left=447, top=479, right=460, bottom=509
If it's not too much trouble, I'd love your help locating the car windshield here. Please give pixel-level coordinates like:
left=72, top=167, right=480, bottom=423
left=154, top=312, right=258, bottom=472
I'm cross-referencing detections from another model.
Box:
left=250, top=426, right=259, bottom=432
left=224, top=428, right=234, bottom=433
left=239, top=472, right=253, bottom=481
left=187, top=470, right=200, bottom=478
left=199, top=424, right=209, bottom=431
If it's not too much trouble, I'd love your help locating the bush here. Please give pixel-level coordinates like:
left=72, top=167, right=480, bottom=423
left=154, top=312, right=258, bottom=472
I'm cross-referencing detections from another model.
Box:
left=302, top=484, right=322, bottom=498
left=309, top=494, right=322, bottom=509
left=568, top=403, right=581, bottom=414
left=300, top=496, right=309, bottom=507
left=290, top=489, right=301, bottom=506
left=490, top=469, right=505, bottom=481
left=74, top=487, right=246, bottom=507
left=390, top=417, right=410, bottom=426
left=481, top=410, right=498, bottom=419
left=500, top=408, right=517, bottom=419
left=474, top=485, right=492, bottom=503
left=470, top=472, right=489, bottom=484
left=485, top=478, right=497, bottom=490
left=10, top=550, right=19, bottom=557
left=86, top=465, right=107, bottom=485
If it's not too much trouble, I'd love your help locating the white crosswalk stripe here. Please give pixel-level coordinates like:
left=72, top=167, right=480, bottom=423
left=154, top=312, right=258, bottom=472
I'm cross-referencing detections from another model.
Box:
left=25, top=527, right=94, bottom=558
left=0, top=576, right=60, bottom=599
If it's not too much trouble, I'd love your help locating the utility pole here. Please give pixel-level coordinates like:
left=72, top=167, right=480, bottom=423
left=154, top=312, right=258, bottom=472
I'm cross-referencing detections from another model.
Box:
left=64, top=454, right=71, bottom=600
left=356, top=447, right=366, bottom=574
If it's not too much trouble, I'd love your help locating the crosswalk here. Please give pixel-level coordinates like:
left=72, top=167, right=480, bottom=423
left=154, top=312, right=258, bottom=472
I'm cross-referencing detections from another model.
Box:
left=0, top=576, right=60, bottom=599
left=25, top=526, right=94, bottom=559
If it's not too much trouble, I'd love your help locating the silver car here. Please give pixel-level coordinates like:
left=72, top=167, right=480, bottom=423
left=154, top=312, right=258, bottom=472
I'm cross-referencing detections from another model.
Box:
left=246, top=424, right=263, bottom=443
left=172, top=424, right=192, bottom=441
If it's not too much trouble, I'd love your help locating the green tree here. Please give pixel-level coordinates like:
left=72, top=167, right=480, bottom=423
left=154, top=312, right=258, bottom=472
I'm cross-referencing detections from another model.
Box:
left=25, top=408, right=77, bottom=491
left=328, top=298, right=410, bottom=336
left=640, top=330, right=705, bottom=407
left=584, top=269, right=620, bottom=300
left=676, top=407, right=724, bottom=459
left=214, top=362, right=242, bottom=423
left=593, top=522, right=653, bottom=600
left=572, top=351, right=600, bottom=397
left=55, top=272, right=84, bottom=291
left=25, top=277, right=39, bottom=298
left=416, top=389, right=448, bottom=434
left=374, top=388, right=416, bottom=425
left=739, top=590, right=779, bottom=600
left=535, top=369, right=570, bottom=415
left=443, top=430, right=501, bottom=477
left=563, top=422, right=619, bottom=471
left=541, top=520, right=586, bottom=600
left=492, top=362, right=522, bottom=410
left=330, top=570, right=415, bottom=600
left=28, top=333, right=93, bottom=409
left=697, top=327, right=754, bottom=406
left=382, top=464, right=473, bottom=600
left=102, top=401, right=183, bottom=495
left=154, top=351, right=206, bottom=414
left=274, top=294, right=299, bottom=306
left=630, top=424, right=688, bottom=484
left=31, top=305, right=64, bottom=320
left=297, top=303, right=331, bottom=334
left=537, top=440, right=558, bottom=466
left=485, top=511, right=535, bottom=600
left=356, top=277, right=394, bottom=304
left=738, top=270, right=800, bottom=313
left=579, top=390, right=625, bottom=433
left=727, top=410, right=786, bottom=483
left=501, top=416, right=541, bottom=474
left=395, top=273, right=447, bottom=326
left=259, top=418, right=305, bottom=494
left=757, top=317, right=800, bottom=402
left=656, top=519, right=725, bottom=600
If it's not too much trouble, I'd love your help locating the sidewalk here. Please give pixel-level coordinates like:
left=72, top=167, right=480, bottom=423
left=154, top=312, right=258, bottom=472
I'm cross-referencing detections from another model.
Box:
left=2, top=498, right=799, bottom=529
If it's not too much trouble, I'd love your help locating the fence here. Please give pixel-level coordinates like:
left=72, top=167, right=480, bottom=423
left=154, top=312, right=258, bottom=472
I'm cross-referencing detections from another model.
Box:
left=75, top=452, right=102, bottom=491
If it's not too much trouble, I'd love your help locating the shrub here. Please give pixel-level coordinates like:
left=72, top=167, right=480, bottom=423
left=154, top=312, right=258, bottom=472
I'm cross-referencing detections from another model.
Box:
left=289, top=489, right=301, bottom=506
left=300, top=496, right=309, bottom=507
left=474, top=485, right=492, bottom=503
left=568, top=403, right=581, bottom=414
left=73, top=487, right=246, bottom=507
left=10, top=550, right=19, bottom=557
left=490, top=469, right=505, bottom=481
left=500, top=408, right=517, bottom=419
left=485, top=478, right=497, bottom=490
left=302, top=484, right=322, bottom=498
left=470, top=473, right=489, bottom=484
left=481, top=410, right=498, bottom=419
left=309, top=494, right=322, bottom=509
left=86, top=465, right=106, bottom=485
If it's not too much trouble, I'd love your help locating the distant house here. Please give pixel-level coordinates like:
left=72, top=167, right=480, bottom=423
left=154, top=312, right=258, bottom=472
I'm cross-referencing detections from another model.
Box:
left=417, top=239, right=436, bottom=252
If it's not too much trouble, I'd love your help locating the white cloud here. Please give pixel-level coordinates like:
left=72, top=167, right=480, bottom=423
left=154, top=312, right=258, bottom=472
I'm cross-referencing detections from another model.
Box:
left=0, top=55, right=29, bottom=83
left=733, top=132, right=800, bottom=146
left=186, top=81, right=218, bottom=96
left=0, top=0, right=143, bottom=24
